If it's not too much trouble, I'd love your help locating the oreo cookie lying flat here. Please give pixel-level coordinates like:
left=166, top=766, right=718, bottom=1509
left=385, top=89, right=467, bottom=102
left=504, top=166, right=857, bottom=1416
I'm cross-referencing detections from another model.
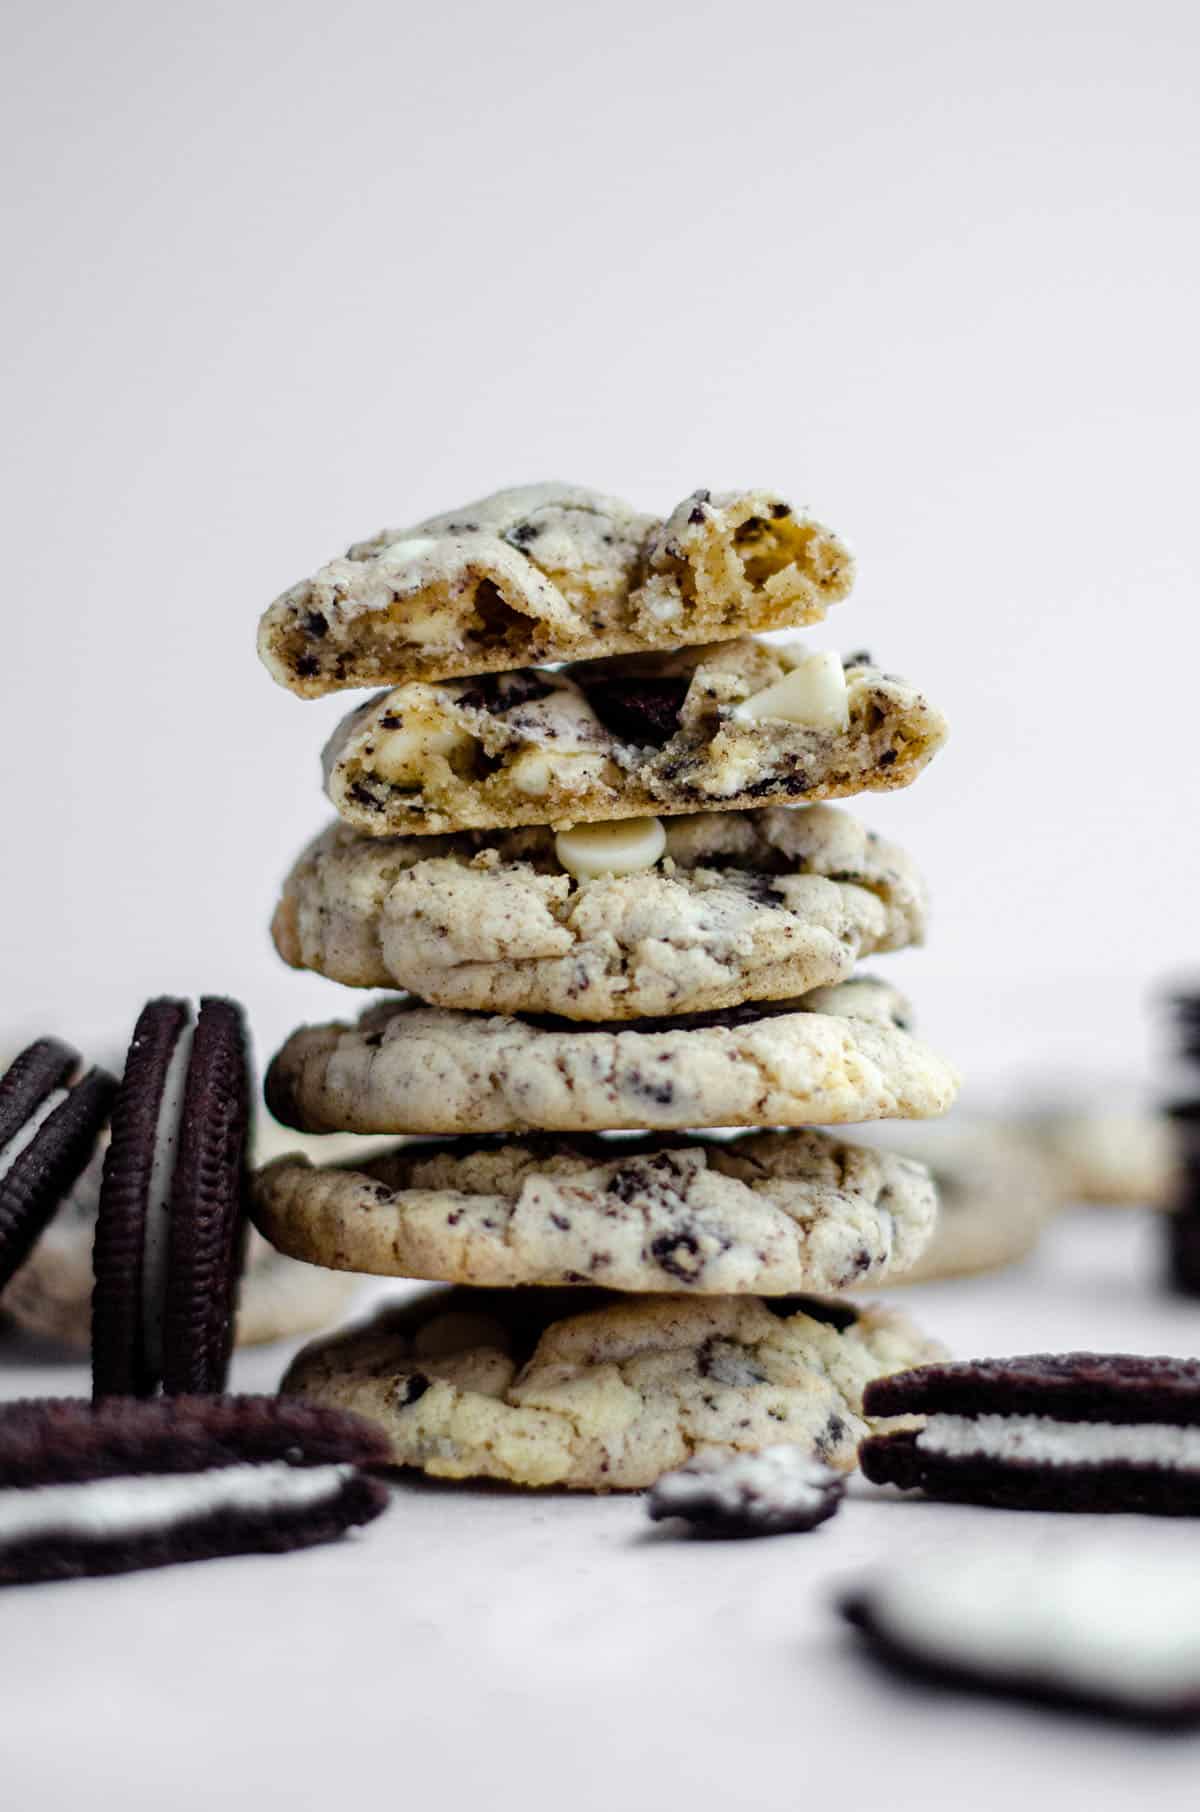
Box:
left=0, top=1040, right=116, bottom=1292
left=859, top=1354, right=1200, bottom=1514
left=647, top=1446, right=844, bottom=1538
left=0, top=1394, right=390, bottom=1585
left=841, top=1537, right=1200, bottom=1727
left=93, top=999, right=251, bottom=1399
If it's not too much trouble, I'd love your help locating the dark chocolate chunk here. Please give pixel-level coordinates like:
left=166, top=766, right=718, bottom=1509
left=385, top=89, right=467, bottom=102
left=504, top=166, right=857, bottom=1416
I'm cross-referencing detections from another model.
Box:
left=578, top=674, right=691, bottom=748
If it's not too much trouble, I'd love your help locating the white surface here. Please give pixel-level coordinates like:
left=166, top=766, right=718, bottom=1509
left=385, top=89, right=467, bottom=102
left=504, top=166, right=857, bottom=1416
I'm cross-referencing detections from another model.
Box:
left=1, top=1, right=1199, bottom=1080
left=1, top=1208, right=1198, bottom=1810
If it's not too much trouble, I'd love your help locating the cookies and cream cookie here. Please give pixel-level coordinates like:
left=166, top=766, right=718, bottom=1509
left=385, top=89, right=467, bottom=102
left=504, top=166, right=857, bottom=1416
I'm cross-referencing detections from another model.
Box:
left=251, top=1127, right=937, bottom=1296
left=271, top=804, right=927, bottom=1020
left=281, top=1285, right=943, bottom=1490
left=847, top=1121, right=1061, bottom=1287
left=322, top=642, right=946, bottom=837
left=264, top=977, right=960, bottom=1137
left=259, top=483, right=853, bottom=696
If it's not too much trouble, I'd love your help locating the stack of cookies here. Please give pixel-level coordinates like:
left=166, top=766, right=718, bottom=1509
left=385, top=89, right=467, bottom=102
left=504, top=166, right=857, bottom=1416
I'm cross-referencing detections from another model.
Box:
left=252, top=483, right=959, bottom=1491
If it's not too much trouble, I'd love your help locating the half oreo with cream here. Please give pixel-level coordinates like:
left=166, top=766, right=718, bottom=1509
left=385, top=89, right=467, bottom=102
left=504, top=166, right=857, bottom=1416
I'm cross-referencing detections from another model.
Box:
left=859, top=1353, right=1200, bottom=1515
left=0, top=1394, right=390, bottom=1584
left=92, top=998, right=251, bottom=1398
left=0, top=1040, right=116, bottom=1292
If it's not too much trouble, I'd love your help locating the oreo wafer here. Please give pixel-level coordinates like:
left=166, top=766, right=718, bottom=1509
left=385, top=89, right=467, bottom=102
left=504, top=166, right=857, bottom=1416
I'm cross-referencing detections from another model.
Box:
left=859, top=1354, right=1200, bottom=1514
left=0, top=1040, right=116, bottom=1291
left=0, top=1394, right=390, bottom=1585
left=93, top=998, right=251, bottom=1399
left=841, top=1537, right=1200, bottom=1728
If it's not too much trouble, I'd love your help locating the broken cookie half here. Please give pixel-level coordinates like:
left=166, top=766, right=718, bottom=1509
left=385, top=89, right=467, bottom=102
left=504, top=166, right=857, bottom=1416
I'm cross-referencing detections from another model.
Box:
left=322, top=640, right=946, bottom=837
left=258, top=482, right=854, bottom=696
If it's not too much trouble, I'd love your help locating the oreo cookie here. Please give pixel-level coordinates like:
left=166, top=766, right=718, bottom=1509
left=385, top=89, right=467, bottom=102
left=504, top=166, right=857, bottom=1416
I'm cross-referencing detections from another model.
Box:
left=1164, top=991, right=1200, bottom=1296
left=859, top=1354, right=1200, bottom=1514
left=0, top=1040, right=116, bottom=1292
left=92, top=998, right=251, bottom=1399
left=841, top=1538, right=1200, bottom=1727
left=648, top=1446, right=844, bottom=1538
left=0, top=1394, right=390, bottom=1585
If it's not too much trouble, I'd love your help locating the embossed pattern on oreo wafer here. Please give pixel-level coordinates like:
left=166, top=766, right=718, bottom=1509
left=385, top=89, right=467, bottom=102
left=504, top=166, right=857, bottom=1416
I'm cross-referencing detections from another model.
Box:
left=0, top=1039, right=116, bottom=1291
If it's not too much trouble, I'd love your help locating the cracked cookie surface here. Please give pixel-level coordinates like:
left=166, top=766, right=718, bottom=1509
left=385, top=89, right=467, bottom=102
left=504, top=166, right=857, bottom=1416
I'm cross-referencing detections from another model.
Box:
left=271, top=804, right=926, bottom=1019
left=280, top=1285, right=943, bottom=1489
left=251, top=1127, right=937, bottom=1295
left=264, top=976, right=960, bottom=1137
left=259, top=483, right=853, bottom=696
left=322, top=641, right=946, bottom=837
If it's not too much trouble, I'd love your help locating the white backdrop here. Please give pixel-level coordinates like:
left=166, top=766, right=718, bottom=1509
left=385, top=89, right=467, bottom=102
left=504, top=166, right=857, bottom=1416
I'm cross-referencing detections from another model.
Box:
left=3, top=0, right=1198, bottom=1084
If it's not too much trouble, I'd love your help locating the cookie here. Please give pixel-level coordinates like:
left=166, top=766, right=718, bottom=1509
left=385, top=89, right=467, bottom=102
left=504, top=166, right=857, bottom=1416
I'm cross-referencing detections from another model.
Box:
left=251, top=1127, right=937, bottom=1295
left=1020, top=1093, right=1172, bottom=1208
left=92, top=998, right=251, bottom=1398
left=264, top=978, right=960, bottom=1137
left=2, top=1108, right=365, bottom=1352
left=271, top=804, right=927, bottom=1020
left=0, top=1394, right=389, bottom=1585
left=281, top=1286, right=943, bottom=1490
left=0, top=1040, right=116, bottom=1292
left=322, top=642, right=946, bottom=837
left=849, top=1121, right=1061, bottom=1286
left=258, top=483, right=853, bottom=696
left=647, top=1446, right=844, bottom=1537
left=859, top=1353, right=1200, bottom=1513
left=841, top=1538, right=1200, bottom=1727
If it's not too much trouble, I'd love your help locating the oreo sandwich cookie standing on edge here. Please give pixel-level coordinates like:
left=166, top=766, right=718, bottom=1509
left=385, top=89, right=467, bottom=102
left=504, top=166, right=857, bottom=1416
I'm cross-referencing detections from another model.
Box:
left=92, top=998, right=251, bottom=1399
left=859, top=1353, right=1200, bottom=1514
left=840, top=1537, right=1200, bottom=1728
left=0, top=1395, right=391, bottom=1585
left=0, top=1040, right=116, bottom=1292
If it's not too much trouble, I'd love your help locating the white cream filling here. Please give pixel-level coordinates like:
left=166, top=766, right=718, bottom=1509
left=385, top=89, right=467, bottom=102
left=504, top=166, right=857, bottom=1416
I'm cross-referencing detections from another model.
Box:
left=0, top=1462, right=355, bottom=1546
left=863, top=1538, right=1200, bottom=1707
left=141, top=1025, right=194, bottom=1379
left=918, top=1412, right=1200, bottom=1470
left=0, top=1088, right=70, bottom=1185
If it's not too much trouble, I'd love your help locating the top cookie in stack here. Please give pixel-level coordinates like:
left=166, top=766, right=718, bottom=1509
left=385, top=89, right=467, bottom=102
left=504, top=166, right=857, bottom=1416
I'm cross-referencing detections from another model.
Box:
left=254, top=482, right=956, bottom=1492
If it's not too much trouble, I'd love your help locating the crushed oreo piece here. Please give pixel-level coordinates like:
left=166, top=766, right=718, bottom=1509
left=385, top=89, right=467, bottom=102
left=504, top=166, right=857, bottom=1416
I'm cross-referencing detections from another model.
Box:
left=578, top=674, right=691, bottom=748
left=648, top=1445, right=844, bottom=1538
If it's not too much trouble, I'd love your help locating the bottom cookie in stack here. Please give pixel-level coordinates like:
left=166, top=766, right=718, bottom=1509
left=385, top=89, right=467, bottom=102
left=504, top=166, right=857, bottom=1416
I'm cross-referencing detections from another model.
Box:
left=278, top=1287, right=944, bottom=1490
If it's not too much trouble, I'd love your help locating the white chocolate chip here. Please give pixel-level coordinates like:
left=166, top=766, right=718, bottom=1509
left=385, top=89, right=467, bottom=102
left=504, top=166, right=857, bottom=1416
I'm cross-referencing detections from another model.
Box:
left=376, top=536, right=439, bottom=570
left=373, top=717, right=474, bottom=784
left=555, top=817, right=667, bottom=880
left=510, top=748, right=607, bottom=799
left=395, top=607, right=459, bottom=650
left=733, top=650, right=849, bottom=731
